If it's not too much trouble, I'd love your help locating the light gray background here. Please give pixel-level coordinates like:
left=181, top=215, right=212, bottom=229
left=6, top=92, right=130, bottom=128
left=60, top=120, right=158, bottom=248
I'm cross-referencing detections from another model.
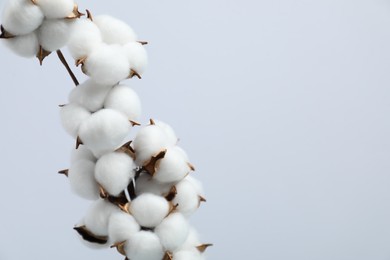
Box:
left=1, top=0, right=390, bottom=259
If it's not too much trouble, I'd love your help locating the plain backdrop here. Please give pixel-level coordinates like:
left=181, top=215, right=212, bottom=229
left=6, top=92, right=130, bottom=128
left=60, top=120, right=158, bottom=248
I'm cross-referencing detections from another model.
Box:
left=1, top=0, right=390, bottom=259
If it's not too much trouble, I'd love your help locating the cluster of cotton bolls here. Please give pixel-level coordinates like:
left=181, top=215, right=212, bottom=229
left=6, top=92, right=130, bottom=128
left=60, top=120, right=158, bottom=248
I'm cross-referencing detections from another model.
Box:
left=1, top=1, right=211, bottom=259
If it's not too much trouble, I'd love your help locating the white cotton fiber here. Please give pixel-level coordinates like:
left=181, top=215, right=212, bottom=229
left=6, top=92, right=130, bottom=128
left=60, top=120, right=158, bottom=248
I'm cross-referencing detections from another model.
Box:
left=68, top=160, right=99, bottom=200
left=133, top=125, right=170, bottom=166
left=35, top=0, right=74, bottom=19
left=155, top=213, right=189, bottom=251
left=93, top=15, right=137, bottom=45
left=83, top=44, right=130, bottom=85
left=78, top=109, right=131, bottom=157
left=123, top=42, right=148, bottom=76
left=135, top=173, right=174, bottom=196
left=154, top=120, right=178, bottom=146
left=181, top=227, right=201, bottom=249
left=95, top=152, right=135, bottom=196
left=173, top=250, right=203, bottom=260
left=70, top=145, right=96, bottom=164
left=84, top=199, right=120, bottom=236
left=68, top=79, right=113, bottom=112
left=184, top=175, right=204, bottom=197
left=172, top=179, right=200, bottom=217
left=2, top=0, right=44, bottom=35
left=108, top=211, right=140, bottom=243
left=154, top=146, right=191, bottom=183
left=68, top=19, right=102, bottom=60
left=129, top=193, right=169, bottom=228
left=124, top=231, right=164, bottom=260
left=60, top=103, right=91, bottom=138
left=103, top=84, right=141, bottom=121
left=3, top=32, right=39, bottom=57
left=37, top=19, right=72, bottom=51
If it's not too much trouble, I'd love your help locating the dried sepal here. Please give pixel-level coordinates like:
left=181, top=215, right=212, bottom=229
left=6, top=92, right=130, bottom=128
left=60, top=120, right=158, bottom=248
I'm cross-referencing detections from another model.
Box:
left=164, top=186, right=177, bottom=201
left=196, top=243, right=213, bottom=253
left=163, top=251, right=173, bottom=260
left=149, top=118, right=155, bottom=125
left=107, top=191, right=128, bottom=209
left=0, top=25, right=15, bottom=39
left=86, top=9, right=93, bottom=21
left=99, top=185, right=109, bottom=199
left=58, top=169, right=69, bottom=177
left=167, top=202, right=179, bottom=216
left=76, top=136, right=83, bottom=149
left=137, top=41, right=148, bottom=45
left=143, top=149, right=167, bottom=176
left=36, top=46, right=51, bottom=65
left=187, top=162, right=196, bottom=171
left=116, top=142, right=136, bottom=160
left=58, top=104, right=66, bottom=107
left=119, top=202, right=130, bottom=214
left=66, top=4, right=84, bottom=19
left=128, top=69, right=141, bottom=79
left=129, top=120, right=141, bottom=127
left=110, top=240, right=126, bottom=256
left=76, top=56, right=87, bottom=67
left=74, top=225, right=108, bottom=244
left=30, top=0, right=37, bottom=5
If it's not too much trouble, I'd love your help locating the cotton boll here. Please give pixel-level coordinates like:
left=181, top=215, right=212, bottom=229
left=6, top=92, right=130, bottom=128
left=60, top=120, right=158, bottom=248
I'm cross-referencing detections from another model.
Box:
left=75, top=219, right=109, bottom=249
left=123, top=42, right=148, bottom=76
left=2, top=0, right=44, bottom=35
left=68, top=160, right=99, bottom=200
left=95, top=152, right=135, bottom=196
left=93, top=15, right=137, bottom=45
left=83, top=44, right=130, bottom=85
left=155, top=213, right=189, bottom=251
left=35, top=0, right=74, bottom=19
left=135, top=172, right=174, bottom=196
left=3, top=32, right=39, bottom=57
left=104, top=84, right=141, bottom=121
left=154, top=120, right=178, bottom=146
left=60, top=103, right=91, bottom=138
left=84, top=200, right=120, bottom=237
left=37, top=19, right=72, bottom=51
left=133, top=125, right=170, bottom=166
left=108, top=211, right=140, bottom=243
left=124, top=231, right=164, bottom=260
left=154, top=147, right=191, bottom=183
left=78, top=109, right=131, bottom=157
left=173, top=250, right=203, bottom=260
left=70, top=145, right=96, bottom=164
left=69, top=79, right=113, bottom=112
left=68, top=19, right=102, bottom=60
left=173, top=180, right=200, bottom=217
left=129, top=193, right=169, bottom=228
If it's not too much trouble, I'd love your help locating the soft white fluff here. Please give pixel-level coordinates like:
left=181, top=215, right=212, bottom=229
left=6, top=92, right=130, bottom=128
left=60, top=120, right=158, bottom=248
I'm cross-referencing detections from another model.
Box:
left=38, top=19, right=72, bottom=51
left=154, top=146, right=190, bottom=183
left=155, top=213, right=189, bottom=251
left=135, top=173, right=174, bottom=196
left=154, top=120, right=178, bottom=146
left=68, top=19, right=102, bottom=60
left=173, top=250, right=203, bottom=260
left=78, top=108, right=131, bottom=157
left=181, top=227, right=201, bottom=249
left=3, top=32, right=39, bottom=57
left=84, top=200, right=120, bottom=236
left=95, top=152, right=135, bottom=196
left=68, top=79, right=113, bottom=112
left=35, top=0, right=74, bottom=19
left=60, top=103, right=91, bottom=138
left=108, top=211, right=140, bottom=244
left=184, top=175, right=204, bottom=197
left=70, top=145, right=96, bottom=164
left=93, top=15, right=137, bottom=45
left=133, top=125, right=171, bottom=166
left=2, top=0, right=44, bottom=35
left=123, top=42, right=148, bottom=76
left=129, top=193, right=169, bottom=228
left=124, top=231, right=164, bottom=260
left=103, top=84, right=141, bottom=121
left=83, top=44, right=130, bottom=85
left=68, top=160, right=99, bottom=200
left=172, top=179, right=199, bottom=217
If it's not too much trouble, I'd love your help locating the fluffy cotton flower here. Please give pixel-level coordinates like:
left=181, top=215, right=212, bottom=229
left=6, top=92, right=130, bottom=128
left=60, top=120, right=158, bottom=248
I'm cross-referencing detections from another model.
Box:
left=84, top=199, right=120, bottom=236
left=68, top=160, right=99, bottom=200
left=93, top=15, right=137, bottom=45
left=3, top=32, right=39, bottom=57
left=78, top=108, right=131, bottom=157
left=124, top=231, right=164, bottom=260
left=172, top=250, right=203, bottom=260
left=154, top=120, right=178, bottom=146
left=34, top=0, right=74, bottom=19
left=172, top=179, right=200, bottom=217
left=68, top=19, right=102, bottom=60
left=135, top=172, right=174, bottom=196
left=60, top=103, right=91, bottom=138
left=95, top=152, right=135, bottom=196
left=70, top=145, right=96, bottom=164
left=2, top=0, right=44, bottom=35
left=123, top=42, right=148, bottom=76
left=108, top=211, right=140, bottom=244
left=68, top=79, right=113, bottom=112
left=129, top=193, right=170, bottom=228
left=154, top=146, right=191, bottom=183
left=155, top=213, right=189, bottom=251
left=133, top=125, right=171, bottom=166
left=83, top=44, right=130, bottom=85
left=37, top=19, right=72, bottom=51
left=103, top=84, right=141, bottom=121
